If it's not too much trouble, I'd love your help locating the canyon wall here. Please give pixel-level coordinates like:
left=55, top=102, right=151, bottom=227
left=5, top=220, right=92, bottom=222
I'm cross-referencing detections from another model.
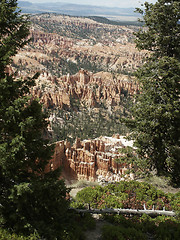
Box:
left=12, top=13, right=147, bottom=79
left=32, top=70, right=139, bottom=109
left=46, top=135, right=135, bottom=183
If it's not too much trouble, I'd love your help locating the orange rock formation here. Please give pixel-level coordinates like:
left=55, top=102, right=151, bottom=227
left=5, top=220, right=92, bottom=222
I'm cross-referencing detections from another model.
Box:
left=32, top=70, right=139, bottom=109
left=46, top=135, right=134, bottom=182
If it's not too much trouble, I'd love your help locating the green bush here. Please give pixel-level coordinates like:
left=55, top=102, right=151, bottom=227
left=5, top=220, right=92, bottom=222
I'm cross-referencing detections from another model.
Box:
left=101, top=224, right=147, bottom=240
left=73, top=181, right=180, bottom=239
left=74, top=181, right=179, bottom=211
left=101, top=225, right=124, bottom=240
left=103, top=214, right=180, bottom=240
left=0, top=228, right=39, bottom=240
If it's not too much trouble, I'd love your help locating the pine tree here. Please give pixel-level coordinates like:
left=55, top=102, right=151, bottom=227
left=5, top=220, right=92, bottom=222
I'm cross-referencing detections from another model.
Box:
left=0, top=0, right=30, bottom=72
left=124, top=0, right=180, bottom=185
left=0, top=1, right=69, bottom=238
left=135, top=0, right=180, bottom=60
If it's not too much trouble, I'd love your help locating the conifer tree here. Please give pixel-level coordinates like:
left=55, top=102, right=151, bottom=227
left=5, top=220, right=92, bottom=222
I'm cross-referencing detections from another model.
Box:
left=0, top=1, right=69, bottom=238
left=125, top=0, right=180, bottom=184
left=135, top=0, right=180, bottom=60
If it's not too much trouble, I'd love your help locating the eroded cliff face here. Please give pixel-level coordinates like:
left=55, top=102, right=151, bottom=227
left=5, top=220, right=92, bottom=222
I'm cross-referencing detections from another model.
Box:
left=32, top=70, right=139, bottom=109
left=46, top=135, right=134, bottom=183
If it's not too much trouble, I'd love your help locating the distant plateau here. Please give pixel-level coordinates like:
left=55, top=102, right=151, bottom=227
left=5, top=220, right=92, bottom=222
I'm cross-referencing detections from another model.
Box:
left=18, top=1, right=140, bottom=22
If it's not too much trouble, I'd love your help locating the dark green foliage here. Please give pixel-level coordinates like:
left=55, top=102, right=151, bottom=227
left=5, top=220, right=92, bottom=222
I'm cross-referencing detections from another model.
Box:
left=1, top=171, right=69, bottom=238
left=117, top=146, right=150, bottom=178
left=0, top=0, right=30, bottom=72
left=51, top=106, right=129, bottom=144
left=101, top=223, right=147, bottom=240
left=0, top=227, right=39, bottom=239
left=0, top=77, right=69, bottom=238
left=52, top=211, right=95, bottom=240
left=38, top=54, right=105, bottom=77
left=0, top=1, right=69, bottom=238
left=135, top=0, right=180, bottom=59
left=124, top=0, right=180, bottom=185
left=126, top=57, right=180, bottom=182
left=51, top=92, right=132, bottom=144
left=87, top=16, right=141, bottom=26
left=102, top=214, right=180, bottom=240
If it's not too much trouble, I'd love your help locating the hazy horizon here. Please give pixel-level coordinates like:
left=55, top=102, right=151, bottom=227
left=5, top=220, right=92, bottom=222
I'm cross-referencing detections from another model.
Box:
left=18, top=0, right=157, bottom=8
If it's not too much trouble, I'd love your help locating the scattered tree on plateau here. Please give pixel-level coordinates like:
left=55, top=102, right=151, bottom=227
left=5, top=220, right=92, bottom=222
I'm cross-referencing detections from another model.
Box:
left=0, top=1, right=69, bottom=238
left=124, top=0, right=180, bottom=185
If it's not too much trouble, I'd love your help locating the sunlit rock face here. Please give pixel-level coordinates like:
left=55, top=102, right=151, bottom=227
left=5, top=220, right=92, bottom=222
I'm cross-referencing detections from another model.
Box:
left=31, top=70, right=139, bottom=109
left=46, top=135, right=135, bottom=183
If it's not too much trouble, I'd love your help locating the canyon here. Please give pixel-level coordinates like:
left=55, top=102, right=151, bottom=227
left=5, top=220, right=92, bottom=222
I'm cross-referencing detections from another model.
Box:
left=12, top=13, right=146, bottom=77
left=10, top=13, right=144, bottom=144
left=11, top=13, right=143, bottom=111
left=46, top=135, right=135, bottom=183
left=32, top=69, right=139, bottom=109
left=11, top=13, right=143, bottom=177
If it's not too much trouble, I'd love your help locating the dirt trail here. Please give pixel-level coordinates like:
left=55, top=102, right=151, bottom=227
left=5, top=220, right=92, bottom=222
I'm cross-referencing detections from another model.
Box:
left=85, top=217, right=110, bottom=240
left=84, top=214, right=112, bottom=240
left=85, top=220, right=104, bottom=240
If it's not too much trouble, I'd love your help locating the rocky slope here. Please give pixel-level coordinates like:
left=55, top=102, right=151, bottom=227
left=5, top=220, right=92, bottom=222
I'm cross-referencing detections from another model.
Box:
left=12, top=13, right=146, bottom=77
